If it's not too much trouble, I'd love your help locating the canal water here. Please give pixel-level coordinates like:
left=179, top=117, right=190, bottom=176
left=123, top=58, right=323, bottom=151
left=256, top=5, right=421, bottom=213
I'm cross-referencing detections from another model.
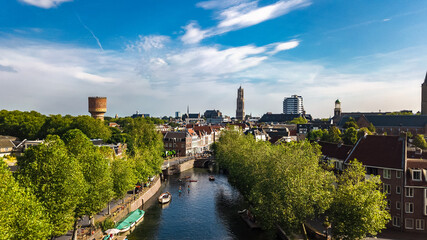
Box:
left=127, top=168, right=276, bottom=240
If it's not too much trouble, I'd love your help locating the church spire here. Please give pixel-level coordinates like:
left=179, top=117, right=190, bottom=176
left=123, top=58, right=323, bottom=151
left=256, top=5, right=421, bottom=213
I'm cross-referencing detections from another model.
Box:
left=424, top=71, right=427, bottom=84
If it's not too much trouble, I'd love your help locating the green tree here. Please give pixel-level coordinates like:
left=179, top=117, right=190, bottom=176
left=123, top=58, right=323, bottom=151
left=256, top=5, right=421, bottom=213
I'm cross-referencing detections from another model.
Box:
left=71, top=115, right=112, bottom=141
left=16, top=135, right=85, bottom=237
left=62, top=129, right=114, bottom=239
left=0, top=161, right=51, bottom=240
left=367, top=123, right=376, bottom=133
left=342, top=127, right=358, bottom=145
left=343, top=117, right=358, bottom=129
left=413, top=134, right=427, bottom=149
left=289, top=116, right=308, bottom=124
left=328, top=160, right=390, bottom=240
left=357, top=127, right=372, bottom=140
left=38, top=114, right=73, bottom=138
left=111, top=158, right=137, bottom=200
left=322, top=126, right=342, bottom=143
left=216, top=130, right=335, bottom=233
left=0, top=110, right=46, bottom=139
left=307, top=129, right=327, bottom=141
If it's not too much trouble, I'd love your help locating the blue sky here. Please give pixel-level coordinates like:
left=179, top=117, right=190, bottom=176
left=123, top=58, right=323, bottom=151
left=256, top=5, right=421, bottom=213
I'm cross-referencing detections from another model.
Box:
left=0, top=0, right=426, bottom=118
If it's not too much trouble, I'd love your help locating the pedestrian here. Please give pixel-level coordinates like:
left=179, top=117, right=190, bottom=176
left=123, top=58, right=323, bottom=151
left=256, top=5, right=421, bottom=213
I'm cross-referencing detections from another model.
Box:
left=187, top=184, right=190, bottom=192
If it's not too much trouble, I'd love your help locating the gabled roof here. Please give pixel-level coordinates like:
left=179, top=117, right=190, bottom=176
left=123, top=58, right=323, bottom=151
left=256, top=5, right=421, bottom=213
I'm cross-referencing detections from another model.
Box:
left=193, top=126, right=213, bottom=134
left=345, top=135, right=404, bottom=169
left=318, top=141, right=353, bottom=161
left=164, top=131, right=187, bottom=139
left=0, top=139, right=16, bottom=149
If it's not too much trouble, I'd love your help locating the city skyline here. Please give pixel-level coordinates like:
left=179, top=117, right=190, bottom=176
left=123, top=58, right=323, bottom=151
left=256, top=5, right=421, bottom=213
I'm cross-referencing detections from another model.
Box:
left=1, top=0, right=427, bottom=118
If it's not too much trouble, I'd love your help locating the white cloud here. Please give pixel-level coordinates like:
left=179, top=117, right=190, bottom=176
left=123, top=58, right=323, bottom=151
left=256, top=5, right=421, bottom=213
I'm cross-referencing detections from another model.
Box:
left=1, top=37, right=426, bottom=118
left=19, top=0, right=72, bottom=9
left=183, top=0, right=311, bottom=44
left=268, top=40, right=299, bottom=54
left=126, top=35, right=170, bottom=52
left=181, top=23, right=209, bottom=45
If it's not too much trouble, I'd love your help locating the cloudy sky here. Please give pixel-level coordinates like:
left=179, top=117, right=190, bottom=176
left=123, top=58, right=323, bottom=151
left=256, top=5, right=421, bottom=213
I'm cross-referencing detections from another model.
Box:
left=1, top=0, right=427, bottom=118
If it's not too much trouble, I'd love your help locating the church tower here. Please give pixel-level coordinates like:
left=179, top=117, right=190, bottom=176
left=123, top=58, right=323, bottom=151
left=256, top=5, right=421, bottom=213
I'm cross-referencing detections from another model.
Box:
left=236, top=86, right=245, bottom=120
left=334, top=99, right=341, bottom=117
left=422, top=72, right=427, bottom=115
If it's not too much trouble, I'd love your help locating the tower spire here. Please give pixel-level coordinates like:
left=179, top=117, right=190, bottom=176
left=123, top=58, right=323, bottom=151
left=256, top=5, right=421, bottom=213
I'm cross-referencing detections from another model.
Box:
left=424, top=71, right=427, bottom=84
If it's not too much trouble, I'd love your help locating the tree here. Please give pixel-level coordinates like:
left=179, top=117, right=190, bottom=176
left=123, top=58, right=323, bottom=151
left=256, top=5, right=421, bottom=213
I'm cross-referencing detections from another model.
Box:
left=307, top=129, right=327, bottom=141
left=413, top=134, right=427, bottom=149
left=289, top=116, right=308, bottom=124
left=71, top=115, right=112, bottom=141
left=112, top=158, right=137, bottom=200
left=357, top=127, right=372, bottom=140
left=328, top=160, right=390, bottom=240
left=62, top=129, right=114, bottom=239
left=322, top=126, right=342, bottom=143
left=16, top=135, right=85, bottom=237
left=0, top=110, right=46, bottom=139
left=343, top=117, right=358, bottom=129
left=367, top=123, right=376, bottom=133
left=38, top=114, right=73, bottom=138
left=342, top=127, right=358, bottom=145
left=215, top=130, right=335, bottom=233
left=0, top=161, right=51, bottom=239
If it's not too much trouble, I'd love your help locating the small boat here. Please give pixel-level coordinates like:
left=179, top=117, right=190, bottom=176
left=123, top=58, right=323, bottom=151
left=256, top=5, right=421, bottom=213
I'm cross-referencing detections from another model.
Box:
left=158, top=192, right=172, bottom=204
left=186, top=179, right=198, bottom=182
left=114, top=208, right=145, bottom=233
left=209, top=175, right=215, bottom=181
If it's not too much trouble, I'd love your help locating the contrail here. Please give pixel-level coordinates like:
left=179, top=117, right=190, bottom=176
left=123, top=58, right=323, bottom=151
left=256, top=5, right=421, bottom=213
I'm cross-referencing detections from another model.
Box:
left=76, top=14, right=104, bottom=51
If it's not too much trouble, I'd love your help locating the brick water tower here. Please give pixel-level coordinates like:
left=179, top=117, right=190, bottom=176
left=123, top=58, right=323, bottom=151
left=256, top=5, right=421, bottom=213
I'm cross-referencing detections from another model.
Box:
left=88, top=96, right=107, bottom=121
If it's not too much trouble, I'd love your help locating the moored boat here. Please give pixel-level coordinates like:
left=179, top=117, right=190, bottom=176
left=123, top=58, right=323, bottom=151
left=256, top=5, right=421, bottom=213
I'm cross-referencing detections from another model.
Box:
left=113, top=208, right=145, bottom=233
left=158, top=192, right=172, bottom=204
left=209, top=175, right=215, bottom=181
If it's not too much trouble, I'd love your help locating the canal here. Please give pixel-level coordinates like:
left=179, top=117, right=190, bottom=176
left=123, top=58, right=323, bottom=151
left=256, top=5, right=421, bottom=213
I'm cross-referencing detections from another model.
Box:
left=127, top=168, right=276, bottom=240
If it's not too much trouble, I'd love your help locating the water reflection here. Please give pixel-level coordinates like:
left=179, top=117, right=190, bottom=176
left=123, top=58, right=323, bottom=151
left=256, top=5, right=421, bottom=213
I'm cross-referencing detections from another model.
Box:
left=127, top=168, right=276, bottom=240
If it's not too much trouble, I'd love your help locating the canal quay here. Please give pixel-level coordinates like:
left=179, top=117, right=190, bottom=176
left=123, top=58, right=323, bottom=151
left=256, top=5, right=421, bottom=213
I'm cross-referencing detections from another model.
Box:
left=127, top=168, right=276, bottom=240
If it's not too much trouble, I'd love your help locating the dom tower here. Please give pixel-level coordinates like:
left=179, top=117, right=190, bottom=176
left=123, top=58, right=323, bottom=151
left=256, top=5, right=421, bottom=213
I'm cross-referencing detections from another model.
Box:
left=422, top=72, right=427, bottom=115
left=236, top=86, right=245, bottom=120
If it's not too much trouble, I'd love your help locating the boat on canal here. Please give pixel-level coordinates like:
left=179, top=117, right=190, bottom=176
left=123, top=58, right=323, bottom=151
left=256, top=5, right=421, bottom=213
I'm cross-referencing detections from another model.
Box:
left=209, top=175, right=215, bottom=181
left=158, top=192, right=172, bottom=204
left=111, top=208, right=145, bottom=233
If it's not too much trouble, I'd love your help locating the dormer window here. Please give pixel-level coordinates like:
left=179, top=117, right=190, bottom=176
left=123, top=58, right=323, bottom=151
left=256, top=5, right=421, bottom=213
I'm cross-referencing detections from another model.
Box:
left=412, top=169, right=422, bottom=181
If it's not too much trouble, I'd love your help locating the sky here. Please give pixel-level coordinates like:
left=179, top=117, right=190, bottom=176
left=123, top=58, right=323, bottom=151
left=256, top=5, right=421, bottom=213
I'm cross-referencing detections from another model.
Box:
left=0, top=0, right=427, bottom=118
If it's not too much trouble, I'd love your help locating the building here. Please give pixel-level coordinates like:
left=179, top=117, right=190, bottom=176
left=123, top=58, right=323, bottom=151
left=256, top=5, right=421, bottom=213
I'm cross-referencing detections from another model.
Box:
left=131, top=111, right=150, bottom=118
left=175, top=111, right=181, bottom=118
left=422, top=72, right=427, bottom=115
left=0, top=136, right=17, bottom=157
left=236, top=86, right=245, bottom=120
left=204, top=110, right=223, bottom=124
left=88, top=96, right=107, bottom=121
left=320, top=135, right=427, bottom=233
left=182, top=113, right=203, bottom=124
left=163, top=131, right=192, bottom=157
left=283, top=95, right=304, bottom=114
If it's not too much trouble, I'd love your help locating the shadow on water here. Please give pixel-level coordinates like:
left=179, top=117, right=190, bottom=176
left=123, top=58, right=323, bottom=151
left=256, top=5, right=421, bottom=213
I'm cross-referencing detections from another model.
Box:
left=127, top=168, right=277, bottom=240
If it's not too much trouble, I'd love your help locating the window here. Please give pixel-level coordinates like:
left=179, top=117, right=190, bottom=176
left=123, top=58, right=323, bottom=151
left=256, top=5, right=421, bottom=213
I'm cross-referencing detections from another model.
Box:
left=383, top=169, right=391, bottom=179
left=406, top=218, right=414, bottom=229
left=424, top=189, right=427, bottom=215
left=384, top=184, right=391, bottom=195
left=416, top=219, right=425, bottom=230
left=396, top=171, right=402, bottom=178
left=406, top=202, right=414, bottom=213
left=412, top=169, right=422, bottom=181
left=396, top=186, right=401, bottom=194
left=406, top=187, right=414, bottom=197
left=366, top=167, right=378, bottom=175
left=393, top=216, right=400, bottom=227
left=396, top=201, right=401, bottom=210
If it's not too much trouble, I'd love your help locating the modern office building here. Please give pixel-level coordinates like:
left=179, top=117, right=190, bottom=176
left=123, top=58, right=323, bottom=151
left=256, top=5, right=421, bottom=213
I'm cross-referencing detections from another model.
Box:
left=283, top=95, right=304, bottom=114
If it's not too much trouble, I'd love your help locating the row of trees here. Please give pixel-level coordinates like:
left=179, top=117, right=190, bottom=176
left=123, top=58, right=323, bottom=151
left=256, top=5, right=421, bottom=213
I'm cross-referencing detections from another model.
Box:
left=0, top=110, right=166, bottom=144
left=0, top=117, right=164, bottom=239
left=215, top=130, right=390, bottom=239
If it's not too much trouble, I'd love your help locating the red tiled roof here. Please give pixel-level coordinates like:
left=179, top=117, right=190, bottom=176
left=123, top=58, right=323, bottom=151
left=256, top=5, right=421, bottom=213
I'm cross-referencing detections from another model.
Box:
left=194, top=126, right=213, bottom=134
left=406, top=159, right=427, bottom=169
left=318, top=141, right=353, bottom=160
left=346, top=135, right=404, bottom=169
